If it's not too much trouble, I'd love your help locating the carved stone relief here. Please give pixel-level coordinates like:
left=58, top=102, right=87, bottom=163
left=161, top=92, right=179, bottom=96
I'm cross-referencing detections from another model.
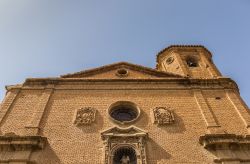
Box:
left=101, top=126, right=148, bottom=164
left=74, top=107, right=96, bottom=125
left=153, top=107, right=174, bottom=125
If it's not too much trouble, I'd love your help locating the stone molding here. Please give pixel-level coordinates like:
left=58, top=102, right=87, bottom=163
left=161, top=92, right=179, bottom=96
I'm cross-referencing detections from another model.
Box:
left=60, top=62, right=183, bottom=78
left=74, top=107, right=96, bottom=125
left=199, top=134, right=250, bottom=162
left=152, top=107, right=174, bottom=125
left=108, top=101, right=140, bottom=125
left=199, top=134, right=250, bottom=150
left=0, top=134, right=47, bottom=151
left=6, top=77, right=239, bottom=92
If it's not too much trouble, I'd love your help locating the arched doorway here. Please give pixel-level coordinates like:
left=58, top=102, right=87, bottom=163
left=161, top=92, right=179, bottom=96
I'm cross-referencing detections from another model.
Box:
left=113, top=146, right=137, bottom=164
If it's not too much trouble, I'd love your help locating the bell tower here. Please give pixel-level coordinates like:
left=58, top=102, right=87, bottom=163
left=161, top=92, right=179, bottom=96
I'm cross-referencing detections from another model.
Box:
left=156, top=45, right=222, bottom=78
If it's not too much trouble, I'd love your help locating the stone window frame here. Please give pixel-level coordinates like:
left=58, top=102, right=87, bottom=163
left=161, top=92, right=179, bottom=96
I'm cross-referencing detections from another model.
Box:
left=108, top=101, right=141, bottom=125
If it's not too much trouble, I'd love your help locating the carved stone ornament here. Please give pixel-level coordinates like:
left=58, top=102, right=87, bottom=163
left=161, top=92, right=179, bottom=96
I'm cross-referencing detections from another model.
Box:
left=153, top=107, right=174, bottom=125
left=199, top=134, right=250, bottom=163
left=101, top=126, right=148, bottom=164
left=74, top=107, right=96, bottom=125
left=166, top=56, right=174, bottom=64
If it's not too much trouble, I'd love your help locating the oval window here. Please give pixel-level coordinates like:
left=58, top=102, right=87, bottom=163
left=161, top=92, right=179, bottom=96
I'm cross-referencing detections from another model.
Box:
left=116, top=69, right=128, bottom=77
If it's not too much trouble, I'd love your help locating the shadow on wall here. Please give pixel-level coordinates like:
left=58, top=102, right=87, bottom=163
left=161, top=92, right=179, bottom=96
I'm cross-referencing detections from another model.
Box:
left=160, top=112, right=186, bottom=134
left=30, top=144, right=62, bottom=164
left=146, top=138, right=172, bottom=164
left=134, top=109, right=150, bottom=128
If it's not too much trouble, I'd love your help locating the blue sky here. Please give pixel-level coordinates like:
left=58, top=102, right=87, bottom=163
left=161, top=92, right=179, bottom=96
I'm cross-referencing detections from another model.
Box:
left=0, top=0, right=250, bottom=106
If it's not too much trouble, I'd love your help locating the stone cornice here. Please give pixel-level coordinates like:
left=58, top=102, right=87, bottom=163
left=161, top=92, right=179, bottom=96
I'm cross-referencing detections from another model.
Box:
left=0, top=135, right=47, bottom=151
left=199, top=134, right=250, bottom=150
left=5, top=77, right=239, bottom=91
left=60, top=62, right=183, bottom=78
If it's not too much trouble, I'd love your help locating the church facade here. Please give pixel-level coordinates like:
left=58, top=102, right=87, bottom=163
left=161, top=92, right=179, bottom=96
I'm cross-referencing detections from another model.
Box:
left=0, top=45, right=250, bottom=163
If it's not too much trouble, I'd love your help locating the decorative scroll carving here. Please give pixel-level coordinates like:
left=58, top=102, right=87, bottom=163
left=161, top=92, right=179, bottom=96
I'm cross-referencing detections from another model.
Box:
left=101, top=126, right=148, bottom=164
left=153, top=107, right=174, bottom=125
left=74, top=107, right=96, bottom=125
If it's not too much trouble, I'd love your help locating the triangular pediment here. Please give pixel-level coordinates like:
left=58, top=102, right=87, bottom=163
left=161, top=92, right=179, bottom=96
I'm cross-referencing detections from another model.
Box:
left=60, top=62, right=183, bottom=79
left=101, top=126, right=148, bottom=138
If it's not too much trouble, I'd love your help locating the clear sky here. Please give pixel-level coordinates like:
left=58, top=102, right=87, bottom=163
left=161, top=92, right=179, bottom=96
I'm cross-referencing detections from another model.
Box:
left=0, top=0, right=250, bottom=106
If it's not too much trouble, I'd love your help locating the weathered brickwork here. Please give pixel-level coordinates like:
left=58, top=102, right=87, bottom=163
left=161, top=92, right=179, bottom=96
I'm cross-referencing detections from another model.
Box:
left=0, top=45, right=249, bottom=163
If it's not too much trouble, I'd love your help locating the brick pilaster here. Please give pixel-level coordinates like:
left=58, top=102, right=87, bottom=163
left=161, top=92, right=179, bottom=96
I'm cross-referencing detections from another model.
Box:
left=25, top=88, right=54, bottom=135
left=0, top=89, right=20, bottom=126
left=193, top=89, right=224, bottom=134
left=226, top=89, right=250, bottom=133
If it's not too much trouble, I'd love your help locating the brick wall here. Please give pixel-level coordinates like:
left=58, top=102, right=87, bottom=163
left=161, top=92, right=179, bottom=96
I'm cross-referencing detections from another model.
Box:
left=0, top=85, right=246, bottom=163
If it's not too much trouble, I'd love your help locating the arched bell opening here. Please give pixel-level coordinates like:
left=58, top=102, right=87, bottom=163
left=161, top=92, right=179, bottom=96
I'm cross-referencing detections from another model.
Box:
left=112, top=146, right=137, bottom=164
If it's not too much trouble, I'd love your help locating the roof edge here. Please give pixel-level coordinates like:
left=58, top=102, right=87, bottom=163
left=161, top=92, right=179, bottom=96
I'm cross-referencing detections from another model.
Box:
left=60, top=61, right=184, bottom=78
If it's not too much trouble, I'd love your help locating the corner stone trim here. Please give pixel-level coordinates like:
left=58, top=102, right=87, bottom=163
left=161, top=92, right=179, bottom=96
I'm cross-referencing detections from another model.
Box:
left=74, top=107, right=96, bottom=125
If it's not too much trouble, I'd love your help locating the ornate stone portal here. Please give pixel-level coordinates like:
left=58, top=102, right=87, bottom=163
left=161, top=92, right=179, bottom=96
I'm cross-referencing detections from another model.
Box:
left=101, top=126, right=148, bottom=164
left=74, top=107, right=96, bottom=125
left=152, top=107, right=174, bottom=125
